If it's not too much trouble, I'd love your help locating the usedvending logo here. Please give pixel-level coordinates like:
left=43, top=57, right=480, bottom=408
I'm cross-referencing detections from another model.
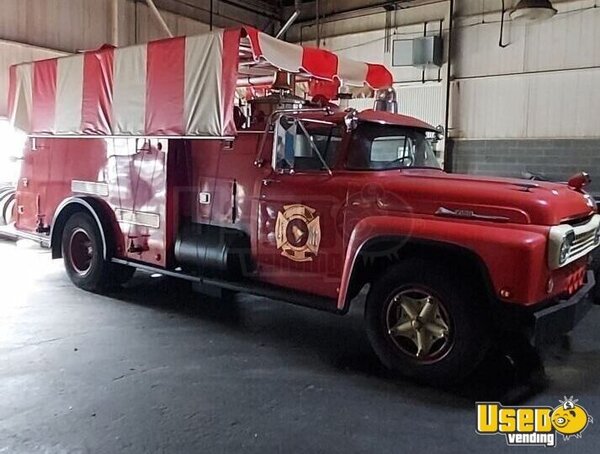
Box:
left=476, top=397, right=593, bottom=447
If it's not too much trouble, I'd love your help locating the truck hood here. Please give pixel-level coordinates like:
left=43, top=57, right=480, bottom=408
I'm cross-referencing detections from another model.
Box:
left=373, top=170, right=596, bottom=225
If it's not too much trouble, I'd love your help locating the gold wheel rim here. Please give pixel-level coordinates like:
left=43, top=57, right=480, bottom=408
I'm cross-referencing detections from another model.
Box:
left=385, top=288, right=453, bottom=363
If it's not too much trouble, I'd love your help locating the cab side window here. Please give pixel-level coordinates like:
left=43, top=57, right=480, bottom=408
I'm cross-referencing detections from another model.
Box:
left=370, top=136, right=415, bottom=169
left=274, top=117, right=341, bottom=172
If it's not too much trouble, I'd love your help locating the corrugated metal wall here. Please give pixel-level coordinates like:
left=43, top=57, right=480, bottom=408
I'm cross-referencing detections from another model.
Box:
left=0, top=0, right=114, bottom=53
left=348, top=84, right=444, bottom=129
left=0, top=0, right=263, bottom=51
left=396, top=84, right=445, bottom=128
left=122, top=1, right=211, bottom=45
left=452, top=0, right=600, bottom=139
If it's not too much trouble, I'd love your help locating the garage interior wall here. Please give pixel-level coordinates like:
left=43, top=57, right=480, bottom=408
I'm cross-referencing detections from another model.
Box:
left=452, top=0, right=600, bottom=192
left=292, top=0, right=600, bottom=190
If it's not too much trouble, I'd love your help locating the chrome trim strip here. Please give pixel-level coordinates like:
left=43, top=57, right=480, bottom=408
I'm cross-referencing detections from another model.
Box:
left=115, top=209, right=160, bottom=229
left=435, top=206, right=510, bottom=222
left=71, top=180, right=109, bottom=197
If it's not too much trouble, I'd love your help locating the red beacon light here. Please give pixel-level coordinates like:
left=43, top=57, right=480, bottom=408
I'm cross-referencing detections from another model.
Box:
left=568, top=172, right=591, bottom=191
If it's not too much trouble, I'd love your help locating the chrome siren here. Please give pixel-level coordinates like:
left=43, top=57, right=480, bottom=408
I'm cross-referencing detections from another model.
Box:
left=374, top=88, right=398, bottom=114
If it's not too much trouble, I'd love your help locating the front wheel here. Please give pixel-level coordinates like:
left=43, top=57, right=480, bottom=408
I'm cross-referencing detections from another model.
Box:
left=365, top=259, right=491, bottom=384
left=62, top=212, right=120, bottom=292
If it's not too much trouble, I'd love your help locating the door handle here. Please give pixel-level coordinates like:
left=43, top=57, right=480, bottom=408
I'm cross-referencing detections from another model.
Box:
left=262, top=178, right=278, bottom=186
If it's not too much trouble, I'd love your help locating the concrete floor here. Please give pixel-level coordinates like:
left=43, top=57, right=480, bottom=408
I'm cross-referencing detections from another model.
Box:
left=1, top=238, right=600, bottom=453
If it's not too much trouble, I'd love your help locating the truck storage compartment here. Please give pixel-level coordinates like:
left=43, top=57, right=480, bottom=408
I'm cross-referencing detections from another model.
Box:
left=174, top=223, right=252, bottom=277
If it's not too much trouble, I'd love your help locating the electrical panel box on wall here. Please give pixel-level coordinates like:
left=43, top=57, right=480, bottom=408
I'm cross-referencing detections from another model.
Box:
left=412, top=36, right=443, bottom=68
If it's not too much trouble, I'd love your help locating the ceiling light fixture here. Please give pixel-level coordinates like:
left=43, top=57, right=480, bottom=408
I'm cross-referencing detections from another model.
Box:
left=510, top=0, right=557, bottom=22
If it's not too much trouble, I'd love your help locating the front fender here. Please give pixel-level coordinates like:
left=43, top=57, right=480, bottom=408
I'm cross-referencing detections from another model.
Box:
left=337, top=216, right=549, bottom=310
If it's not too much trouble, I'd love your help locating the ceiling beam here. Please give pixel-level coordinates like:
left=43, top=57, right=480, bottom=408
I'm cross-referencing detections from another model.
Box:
left=138, top=0, right=281, bottom=30
left=290, top=0, right=442, bottom=24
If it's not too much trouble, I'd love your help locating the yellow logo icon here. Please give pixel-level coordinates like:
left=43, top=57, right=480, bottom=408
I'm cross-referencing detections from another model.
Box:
left=551, top=396, right=593, bottom=440
left=476, top=397, right=593, bottom=447
left=275, top=204, right=321, bottom=262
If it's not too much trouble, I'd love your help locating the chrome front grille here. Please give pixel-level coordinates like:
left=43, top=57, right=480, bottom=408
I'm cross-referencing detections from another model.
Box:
left=569, top=229, right=596, bottom=258
left=548, top=214, right=600, bottom=269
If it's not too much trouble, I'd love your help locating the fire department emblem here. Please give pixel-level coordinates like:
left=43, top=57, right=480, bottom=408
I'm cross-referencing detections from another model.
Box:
left=275, top=204, right=321, bottom=262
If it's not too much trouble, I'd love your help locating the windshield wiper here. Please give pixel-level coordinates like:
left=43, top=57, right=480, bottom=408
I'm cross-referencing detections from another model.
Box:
left=296, top=120, right=333, bottom=176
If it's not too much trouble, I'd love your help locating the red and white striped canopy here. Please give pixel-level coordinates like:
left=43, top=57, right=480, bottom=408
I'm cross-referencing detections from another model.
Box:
left=242, top=27, right=393, bottom=89
left=8, top=27, right=393, bottom=137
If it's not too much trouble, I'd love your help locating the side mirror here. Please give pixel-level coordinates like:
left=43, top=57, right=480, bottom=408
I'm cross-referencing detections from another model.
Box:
left=435, top=124, right=445, bottom=141
left=344, top=109, right=358, bottom=132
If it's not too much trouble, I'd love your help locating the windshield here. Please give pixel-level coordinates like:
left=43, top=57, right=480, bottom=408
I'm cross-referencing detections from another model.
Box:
left=347, top=123, right=441, bottom=170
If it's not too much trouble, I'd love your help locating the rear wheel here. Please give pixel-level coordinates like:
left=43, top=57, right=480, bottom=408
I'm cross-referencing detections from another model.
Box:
left=0, top=190, right=15, bottom=226
left=4, top=198, right=15, bottom=224
left=365, top=259, right=491, bottom=384
left=62, top=212, right=119, bottom=292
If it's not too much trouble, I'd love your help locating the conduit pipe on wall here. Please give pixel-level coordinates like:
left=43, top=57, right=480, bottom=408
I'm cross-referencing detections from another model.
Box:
left=111, top=0, right=119, bottom=46
left=146, top=0, right=174, bottom=38
left=443, top=0, right=454, bottom=172
left=276, top=0, right=301, bottom=39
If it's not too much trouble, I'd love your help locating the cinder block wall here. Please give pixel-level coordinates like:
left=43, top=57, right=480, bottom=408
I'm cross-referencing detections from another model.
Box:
left=452, top=139, right=600, bottom=195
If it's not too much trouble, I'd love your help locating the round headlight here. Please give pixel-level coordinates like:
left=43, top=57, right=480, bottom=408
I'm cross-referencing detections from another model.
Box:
left=559, top=232, right=575, bottom=264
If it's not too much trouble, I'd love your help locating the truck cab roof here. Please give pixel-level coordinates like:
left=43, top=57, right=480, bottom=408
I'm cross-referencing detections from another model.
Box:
left=293, top=108, right=437, bottom=132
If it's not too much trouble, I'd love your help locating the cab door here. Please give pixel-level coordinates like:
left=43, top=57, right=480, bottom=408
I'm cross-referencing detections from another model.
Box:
left=257, top=117, right=346, bottom=299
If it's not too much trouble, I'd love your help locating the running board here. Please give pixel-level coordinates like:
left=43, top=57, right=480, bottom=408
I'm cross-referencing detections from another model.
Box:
left=0, top=224, right=50, bottom=247
left=111, top=258, right=341, bottom=314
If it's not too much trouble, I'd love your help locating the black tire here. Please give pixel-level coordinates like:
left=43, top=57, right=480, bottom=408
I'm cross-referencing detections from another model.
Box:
left=0, top=187, right=13, bottom=199
left=1, top=192, right=15, bottom=225
left=590, top=250, right=600, bottom=304
left=0, top=191, right=15, bottom=226
left=365, top=259, right=491, bottom=384
left=62, top=212, right=115, bottom=292
left=4, top=199, right=15, bottom=225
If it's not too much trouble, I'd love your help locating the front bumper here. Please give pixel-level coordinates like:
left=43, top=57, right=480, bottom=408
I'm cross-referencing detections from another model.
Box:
left=531, top=270, right=595, bottom=346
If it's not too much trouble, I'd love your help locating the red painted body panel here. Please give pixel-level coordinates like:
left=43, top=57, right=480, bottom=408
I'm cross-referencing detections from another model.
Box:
left=106, top=138, right=168, bottom=267
left=338, top=215, right=587, bottom=309
left=16, top=138, right=106, bottom=232
left=258, top=172, right=347, bottom=298
left=17, top=137, right=169, bottom=267
left=209, top=133, right=269, bottom=237
left=186, top=139, right=222, bottom=224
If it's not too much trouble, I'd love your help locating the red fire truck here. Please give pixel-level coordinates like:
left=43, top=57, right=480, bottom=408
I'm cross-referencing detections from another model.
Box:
left=5, top=27, right=599, bottom=383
